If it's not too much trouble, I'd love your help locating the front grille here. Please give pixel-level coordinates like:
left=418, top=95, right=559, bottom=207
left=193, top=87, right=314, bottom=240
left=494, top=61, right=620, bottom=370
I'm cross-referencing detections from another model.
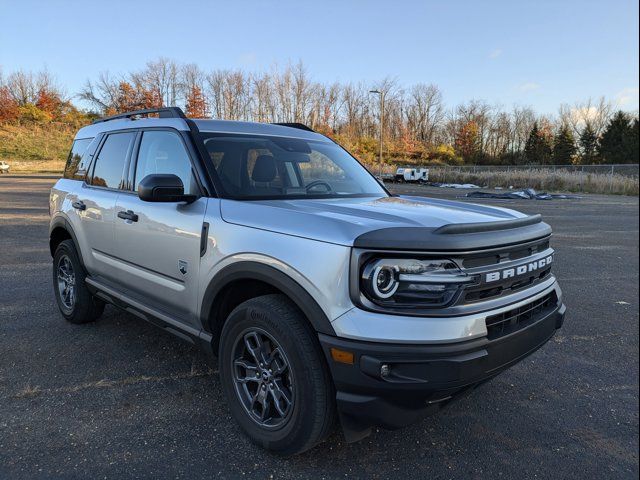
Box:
left=461, top=238, right=550, bottom=269
left=464, top=266, right=552, bottom=302
left=457, top=236, right=553, bottom=304
left=485, top=292, right=557, bottom=340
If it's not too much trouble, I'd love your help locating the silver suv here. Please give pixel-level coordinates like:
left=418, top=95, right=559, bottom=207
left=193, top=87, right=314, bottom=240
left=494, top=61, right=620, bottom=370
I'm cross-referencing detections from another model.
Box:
left=49, top=107, right=566, bottom=454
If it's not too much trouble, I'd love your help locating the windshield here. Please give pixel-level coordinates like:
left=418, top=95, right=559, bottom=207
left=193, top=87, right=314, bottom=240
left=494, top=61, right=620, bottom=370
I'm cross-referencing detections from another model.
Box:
left=201, top=133, right=388, bottom=199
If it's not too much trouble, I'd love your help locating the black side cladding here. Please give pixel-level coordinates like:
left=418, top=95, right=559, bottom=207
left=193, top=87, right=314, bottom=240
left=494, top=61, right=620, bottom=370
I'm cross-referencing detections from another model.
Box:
left=353, top=216, right=552, bottom=252
left=200, top=222, right=209, bottom=257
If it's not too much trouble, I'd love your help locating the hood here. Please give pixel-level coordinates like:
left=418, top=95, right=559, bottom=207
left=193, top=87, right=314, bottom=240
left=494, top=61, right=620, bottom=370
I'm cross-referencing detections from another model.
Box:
left=219, top=195, right=549, bottom=249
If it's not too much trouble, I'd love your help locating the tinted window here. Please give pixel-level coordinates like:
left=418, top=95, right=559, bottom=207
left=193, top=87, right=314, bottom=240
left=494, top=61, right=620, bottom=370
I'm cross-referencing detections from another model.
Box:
left=63, top=138, right=93, bottom=180
left=134, top=131, right=197, bottom=195
left=91, top=132, right=135, bottom=189
left=202, top=134, right=387, bottom=199
left=299, top=151, right=348, bottom=184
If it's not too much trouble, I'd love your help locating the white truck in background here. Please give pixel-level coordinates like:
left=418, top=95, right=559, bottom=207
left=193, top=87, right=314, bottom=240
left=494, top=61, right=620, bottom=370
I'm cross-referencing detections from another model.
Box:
left=394, top=167, right=428, bottom=183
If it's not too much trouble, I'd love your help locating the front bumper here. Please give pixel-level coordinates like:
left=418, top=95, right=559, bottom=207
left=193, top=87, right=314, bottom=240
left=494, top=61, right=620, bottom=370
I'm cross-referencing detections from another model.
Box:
left=319, top=299, right=566, bottom=442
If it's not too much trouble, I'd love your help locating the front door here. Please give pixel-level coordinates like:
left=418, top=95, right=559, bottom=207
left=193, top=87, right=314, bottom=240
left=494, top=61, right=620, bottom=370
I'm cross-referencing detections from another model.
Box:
left=113, top=130, right=206, bottom=328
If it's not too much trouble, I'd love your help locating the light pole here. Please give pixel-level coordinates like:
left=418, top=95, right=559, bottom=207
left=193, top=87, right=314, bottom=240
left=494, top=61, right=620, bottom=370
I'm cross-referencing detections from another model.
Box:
left=369, top=89, right=385, bottom=176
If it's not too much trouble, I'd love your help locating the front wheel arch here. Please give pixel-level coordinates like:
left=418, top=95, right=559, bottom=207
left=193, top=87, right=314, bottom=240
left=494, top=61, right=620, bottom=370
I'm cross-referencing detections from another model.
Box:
left=201, top=262, right=336, bottom=353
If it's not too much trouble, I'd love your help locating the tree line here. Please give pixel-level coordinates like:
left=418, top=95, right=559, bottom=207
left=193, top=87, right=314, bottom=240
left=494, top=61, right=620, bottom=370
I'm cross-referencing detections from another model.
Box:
left=1, top=59, right=638, bottom=165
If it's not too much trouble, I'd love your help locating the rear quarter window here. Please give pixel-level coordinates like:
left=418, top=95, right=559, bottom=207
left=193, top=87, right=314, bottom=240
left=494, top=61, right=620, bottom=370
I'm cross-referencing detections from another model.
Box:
left=63, top=138, right=94, bottom=180
left=89, top=132, right=136, bottom=189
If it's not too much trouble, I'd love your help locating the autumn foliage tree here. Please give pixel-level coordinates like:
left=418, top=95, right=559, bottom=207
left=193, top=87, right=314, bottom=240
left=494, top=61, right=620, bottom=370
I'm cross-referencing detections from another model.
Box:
left=35, top=87, right=64, bottom=119
left=454, top=120, right=480, bottom=162
left=0, top=86, right=20, bottom=122
left=185, top=86, right=208, bottom=118
left=113, top=82, right=139, bottom=114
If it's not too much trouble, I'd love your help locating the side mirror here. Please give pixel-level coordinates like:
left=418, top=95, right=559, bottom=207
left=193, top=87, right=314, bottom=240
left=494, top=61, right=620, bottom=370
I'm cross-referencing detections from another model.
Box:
left=138, top=174, right=197, bottom=203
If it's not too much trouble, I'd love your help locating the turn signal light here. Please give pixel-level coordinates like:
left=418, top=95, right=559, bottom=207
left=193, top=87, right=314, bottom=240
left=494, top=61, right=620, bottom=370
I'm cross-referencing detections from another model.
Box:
left=330, top=348, right=354, bottom=365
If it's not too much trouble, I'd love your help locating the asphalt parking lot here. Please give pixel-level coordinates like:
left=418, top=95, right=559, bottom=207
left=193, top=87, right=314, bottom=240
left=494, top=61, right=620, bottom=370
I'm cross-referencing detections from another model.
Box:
left=1, top=176, right=638, bottom=479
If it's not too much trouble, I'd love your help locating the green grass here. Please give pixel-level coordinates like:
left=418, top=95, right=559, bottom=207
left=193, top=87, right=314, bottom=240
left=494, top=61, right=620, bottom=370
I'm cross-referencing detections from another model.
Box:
left=0, top=123, right=74, bottom=174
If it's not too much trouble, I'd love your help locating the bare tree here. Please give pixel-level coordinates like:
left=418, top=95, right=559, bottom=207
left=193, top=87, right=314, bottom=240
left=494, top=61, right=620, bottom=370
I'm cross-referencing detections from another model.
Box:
left=559, top=96, right=613, bottom=137
left=133, top=57, right=181, bottom=107
left=252, top=72, right=276, bottom=122
left=5, top=69, right=65, bottom=105
left=405, top=84, right=444, bottom=145
left=79, top=72, right=123, bottom=112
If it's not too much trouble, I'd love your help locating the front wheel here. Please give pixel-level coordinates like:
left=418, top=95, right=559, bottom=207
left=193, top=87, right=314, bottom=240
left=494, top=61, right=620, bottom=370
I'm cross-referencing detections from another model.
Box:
left=219, top=294, right=336, bottom=455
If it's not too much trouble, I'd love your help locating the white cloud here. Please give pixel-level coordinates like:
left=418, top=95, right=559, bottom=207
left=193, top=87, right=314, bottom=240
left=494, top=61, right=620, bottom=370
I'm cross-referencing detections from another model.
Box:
left=567, top=107, right=600, bottom=129
left=488, top=49, right=503, bottom=59
left=518, top=82, right=541, bottom=92
left=615, top=87, right=639, bottom=106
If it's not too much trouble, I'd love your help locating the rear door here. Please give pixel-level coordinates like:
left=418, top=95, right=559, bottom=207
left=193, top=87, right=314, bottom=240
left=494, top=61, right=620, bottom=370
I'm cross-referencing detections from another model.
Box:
left=74, top=131, right=136, bottom=283
left=113, top=129, right=207, bottom=327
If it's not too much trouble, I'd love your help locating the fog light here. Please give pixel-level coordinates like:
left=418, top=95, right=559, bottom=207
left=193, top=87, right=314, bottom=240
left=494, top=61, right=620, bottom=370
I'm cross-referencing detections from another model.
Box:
left=380, top=364, right=391, bottom=377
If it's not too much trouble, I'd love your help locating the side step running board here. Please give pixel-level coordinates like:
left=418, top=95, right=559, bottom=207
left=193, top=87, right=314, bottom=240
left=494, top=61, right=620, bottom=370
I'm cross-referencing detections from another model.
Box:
left=85, top=277, right=212, bottom=350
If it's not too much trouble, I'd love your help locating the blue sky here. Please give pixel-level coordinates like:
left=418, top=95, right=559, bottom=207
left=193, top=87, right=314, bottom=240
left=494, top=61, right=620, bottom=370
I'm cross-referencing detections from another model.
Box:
left=1, top=0, right=638, bottom=114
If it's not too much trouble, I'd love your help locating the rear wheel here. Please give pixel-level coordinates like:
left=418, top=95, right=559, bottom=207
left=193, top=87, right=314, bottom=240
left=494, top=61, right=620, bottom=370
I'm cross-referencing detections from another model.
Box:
left=52, top=240, right=104, bottom=324
left=219, top=294, right=336, bottom=455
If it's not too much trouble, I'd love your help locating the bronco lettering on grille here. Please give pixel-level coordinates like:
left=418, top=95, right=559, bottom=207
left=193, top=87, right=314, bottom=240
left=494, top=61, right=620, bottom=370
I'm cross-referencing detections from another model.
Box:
left=485, top=255, right=553, bottom=283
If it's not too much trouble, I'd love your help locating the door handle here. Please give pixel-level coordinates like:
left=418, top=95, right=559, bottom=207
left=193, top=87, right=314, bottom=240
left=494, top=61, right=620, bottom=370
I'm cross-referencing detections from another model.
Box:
left=72, top=200, right=86, bottom=211
left=117, top=210, right=139, bottom=222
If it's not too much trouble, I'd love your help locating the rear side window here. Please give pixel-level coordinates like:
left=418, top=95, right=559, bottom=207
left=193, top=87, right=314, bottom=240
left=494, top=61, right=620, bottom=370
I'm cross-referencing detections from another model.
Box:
left=63, top=138, right=93, bottom=180
left=90, top=132, right=136, bottom=189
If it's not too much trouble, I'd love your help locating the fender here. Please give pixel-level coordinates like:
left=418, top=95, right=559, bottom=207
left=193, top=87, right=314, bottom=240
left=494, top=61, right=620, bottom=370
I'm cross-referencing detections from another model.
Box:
left=49, top=215, right=86, bottom=269
left=200, top=261, right=337, bottom=341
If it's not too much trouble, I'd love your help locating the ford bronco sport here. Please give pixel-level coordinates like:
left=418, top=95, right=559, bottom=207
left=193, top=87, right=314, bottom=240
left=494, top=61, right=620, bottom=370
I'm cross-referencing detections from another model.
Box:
left=49, top=107, right=565, bottom=454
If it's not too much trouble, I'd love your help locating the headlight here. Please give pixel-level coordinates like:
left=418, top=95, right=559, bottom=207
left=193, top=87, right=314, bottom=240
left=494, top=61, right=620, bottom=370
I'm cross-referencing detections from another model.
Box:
left=360, top=258, right=477, bottom=309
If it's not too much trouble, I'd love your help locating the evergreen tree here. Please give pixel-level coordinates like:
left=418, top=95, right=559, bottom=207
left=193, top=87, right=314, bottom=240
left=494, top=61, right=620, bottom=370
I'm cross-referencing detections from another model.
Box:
left=579, top=122, right=599, bottom=164
left=524, top=122, right=539, bottom=163
left=552, top=124, right=577, bottom=164
left=623, top=118, right=639, bottom=164
left=524, top=122, right=553, bottom=164
left=599, top=111, right=633, bottom=164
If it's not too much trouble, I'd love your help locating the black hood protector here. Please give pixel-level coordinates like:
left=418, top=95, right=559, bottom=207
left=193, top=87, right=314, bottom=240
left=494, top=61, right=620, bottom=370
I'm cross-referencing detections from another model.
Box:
left=353, top=215, right=552, bottom=251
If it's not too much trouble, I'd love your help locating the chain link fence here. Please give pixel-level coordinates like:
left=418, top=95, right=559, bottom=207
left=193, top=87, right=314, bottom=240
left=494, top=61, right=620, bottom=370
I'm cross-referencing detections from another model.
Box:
left=429, top=164, right=639, bottom=177
left=378, top=164, right=639, bottom=195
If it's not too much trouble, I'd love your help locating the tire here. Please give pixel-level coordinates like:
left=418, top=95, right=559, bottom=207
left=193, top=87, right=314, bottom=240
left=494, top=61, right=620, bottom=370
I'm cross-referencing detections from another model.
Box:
left=219, top=294, right=336, bottom=455
left=52, top=239, right=104, bottom=324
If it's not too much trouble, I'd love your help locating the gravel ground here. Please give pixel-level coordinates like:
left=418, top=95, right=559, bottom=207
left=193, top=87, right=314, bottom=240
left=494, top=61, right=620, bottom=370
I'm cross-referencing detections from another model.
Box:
left=1, top=176, right=638, bottom=479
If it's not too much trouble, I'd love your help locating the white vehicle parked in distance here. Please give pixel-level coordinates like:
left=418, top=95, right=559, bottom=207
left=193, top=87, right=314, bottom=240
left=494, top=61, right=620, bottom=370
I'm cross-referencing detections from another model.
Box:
left=394, top=167, right=428, bottom=183
left=0, top=161, right=10, bottom=174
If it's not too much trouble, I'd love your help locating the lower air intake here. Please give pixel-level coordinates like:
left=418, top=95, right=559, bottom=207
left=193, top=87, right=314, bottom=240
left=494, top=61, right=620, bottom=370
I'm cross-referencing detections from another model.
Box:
left=485, top=292, right=558, bottom=340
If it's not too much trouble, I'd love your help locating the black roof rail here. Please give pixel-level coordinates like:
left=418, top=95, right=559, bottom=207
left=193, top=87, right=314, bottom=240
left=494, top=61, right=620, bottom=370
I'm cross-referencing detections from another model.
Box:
left=271, top=122, right=315, bottom=132
left=92, top=107, right=187, bottom=124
